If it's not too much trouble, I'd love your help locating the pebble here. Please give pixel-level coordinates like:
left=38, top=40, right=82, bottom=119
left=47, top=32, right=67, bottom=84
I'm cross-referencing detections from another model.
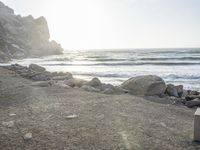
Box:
left=66, top=114, right=78, bottom=119
left=2, top=121, right=14, bottom=128
left=24, top=133, right=32, bottom=140
left=160, top=122, right=167, bottom=128
left=9, top=113, right=16, bottom=117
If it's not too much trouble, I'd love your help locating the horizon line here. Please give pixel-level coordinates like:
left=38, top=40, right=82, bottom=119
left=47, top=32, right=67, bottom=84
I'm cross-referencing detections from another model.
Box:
left=64, top=47, right=200, bottom=51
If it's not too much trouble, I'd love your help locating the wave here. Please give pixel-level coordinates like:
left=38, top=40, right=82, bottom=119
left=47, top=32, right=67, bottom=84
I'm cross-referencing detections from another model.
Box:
left=164, top=74, right=200, bottom=80
left=72, top=72, right=200, bottom=81
left=72, top=72, right=130, bottom=78
left=139, top=57, right=200, bottom=61
left=42, top=62, right=200, bottom=66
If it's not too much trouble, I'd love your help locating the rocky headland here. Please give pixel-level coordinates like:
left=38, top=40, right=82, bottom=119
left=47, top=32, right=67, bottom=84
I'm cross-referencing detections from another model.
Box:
left=0, top=1, right=63, bottom=63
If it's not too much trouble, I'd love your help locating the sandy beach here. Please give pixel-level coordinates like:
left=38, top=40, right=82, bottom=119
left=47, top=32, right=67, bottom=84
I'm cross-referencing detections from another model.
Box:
left=0, top=66, right=199, bottom=150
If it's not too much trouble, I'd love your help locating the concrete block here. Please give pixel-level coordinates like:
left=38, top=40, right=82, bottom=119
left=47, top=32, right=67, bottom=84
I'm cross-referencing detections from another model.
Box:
left=194, top=107, right=200, bottom=141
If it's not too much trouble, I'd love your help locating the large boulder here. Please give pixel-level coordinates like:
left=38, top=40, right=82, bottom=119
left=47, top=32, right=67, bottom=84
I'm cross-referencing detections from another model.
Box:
left=64, top=78, right=87, bottom=88
left=176, top=85, right=184, bottom=97
left=165, top=84, right=179, bottom=97
left=52, top=73, right=73, bottom=80
left=121, top=75, right=166, bottom=96
left=85, top=78, right=102, bottom=87
left=185, top=98, right=200, bottom=108
left=29, top=64, right=46, bottom=72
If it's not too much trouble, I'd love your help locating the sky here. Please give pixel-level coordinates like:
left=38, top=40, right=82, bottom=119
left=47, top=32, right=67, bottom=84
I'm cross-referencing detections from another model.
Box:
left=1, top=0, right=200, bottom=49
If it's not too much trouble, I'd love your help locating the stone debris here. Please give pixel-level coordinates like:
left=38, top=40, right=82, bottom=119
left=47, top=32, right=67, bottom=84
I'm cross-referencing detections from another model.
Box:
left=23, top=133, right=32, bottom=140
left=9, top=113, right=16, bottom=117
left=31, top=81, right=52, bottom=87
left=4, top=63, right=200, bottom=108
left=2, top=121, right=14, bottom=128
left=66, top=114, right=78, bottom=119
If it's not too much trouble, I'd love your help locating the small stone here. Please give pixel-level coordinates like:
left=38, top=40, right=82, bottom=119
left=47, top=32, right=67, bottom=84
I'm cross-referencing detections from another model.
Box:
left=52, top=73, right=73, bottom=80
left=9, top=113, right=16, bottom=117
left=102, top=88, right=114, bottom=94
left=66, top=114, right=78, bottom=119
left=53, top=82, right=71, bottom=89
left=160, top=122, right=167, bottom=127
left=24, top=133, right=32, bottom=140
left=2, top=121, right=14, bottom=128
left=31, top=81, right=52, bottom=87
left=81, top=85, right=100, bottom=92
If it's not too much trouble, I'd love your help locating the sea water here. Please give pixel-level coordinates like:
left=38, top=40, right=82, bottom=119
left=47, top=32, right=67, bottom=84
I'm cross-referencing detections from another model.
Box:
left=10, top=48, right=200, bottom=91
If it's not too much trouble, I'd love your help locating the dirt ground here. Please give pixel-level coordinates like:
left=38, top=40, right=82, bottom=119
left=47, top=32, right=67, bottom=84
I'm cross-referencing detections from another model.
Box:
left=0, top=67, right=200, bottom=150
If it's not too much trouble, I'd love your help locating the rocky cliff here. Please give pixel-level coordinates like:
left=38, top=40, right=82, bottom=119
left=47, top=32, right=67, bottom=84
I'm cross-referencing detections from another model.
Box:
left=0, top=1, right=63, bottom=62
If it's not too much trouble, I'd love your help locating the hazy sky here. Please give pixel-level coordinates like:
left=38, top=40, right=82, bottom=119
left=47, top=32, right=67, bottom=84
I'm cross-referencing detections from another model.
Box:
left=1, top=0, right=200, bottom=49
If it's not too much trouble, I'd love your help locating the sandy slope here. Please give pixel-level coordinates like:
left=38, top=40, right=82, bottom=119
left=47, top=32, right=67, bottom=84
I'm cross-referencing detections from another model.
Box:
left=0, top=67, right=199, bottom=150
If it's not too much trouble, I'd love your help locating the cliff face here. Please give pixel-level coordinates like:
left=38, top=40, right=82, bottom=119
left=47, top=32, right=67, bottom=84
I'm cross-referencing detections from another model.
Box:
left=0, top=1, right=63, bottom=62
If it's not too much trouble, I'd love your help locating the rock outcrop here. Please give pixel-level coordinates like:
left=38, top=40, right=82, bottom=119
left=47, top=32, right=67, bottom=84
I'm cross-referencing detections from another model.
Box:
left=4, top=63, right=200, bottom=108
left=0, top=1, right=63, bottom=63
left=121, top=75, right=166, bottom=96
left=165, top=84, right=184, bottom=97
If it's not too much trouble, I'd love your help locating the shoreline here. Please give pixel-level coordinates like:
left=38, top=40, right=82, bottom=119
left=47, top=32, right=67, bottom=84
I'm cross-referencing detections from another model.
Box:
left=1, top=63, right=200, bottom=108
left=2, top=48, right=200, bottom=91
left=0, top=64, right=200, bottom=149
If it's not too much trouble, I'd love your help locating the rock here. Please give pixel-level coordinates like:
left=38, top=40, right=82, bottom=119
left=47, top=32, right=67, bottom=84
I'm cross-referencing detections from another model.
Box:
left=29, top=64, right=46, bottom=72
left=121, top=75, right=166, bottom=96
left=52, top=73, right=73, bottom=80
left=31, top=81, right=52, bottom=87
left=23, top=133, right=32, bottom=140
left=81, top=85, right=101, bottom=92
left=182, top=89, right=188, bottom=98
left=73, top=78, right=86, bottom=88
left=160, top=122, right=167, bottom=128
left=53, top=82, right=71, bottom=89
left=0, top=51, right=11, bottom=63
left=185, top=98, right=200, bottom=108
left=2, top=121, right=14, bottom=128
left=64, top=78, right=87, bottom=88
left=9, top=113, right=16, bottom=117
left=5, top=64, right=53, bottom=81
left=175, top=85, right=183, bottom=97
left=185, top=95, right=200, bottom=101
left=85, top=78, right=102, bottom=87
left=165, top=84, right=179, bottom=97
left=0, top=1, right=63, bottom=63
left=188, top=90, right=200, bottom=95
left=66, top=114, right=78, bottom=119
left=31, top=71, right=52, bottom=81
left=102, top=88, right=114, bottom=94
left=115, top=86, right=129, bottom=94
left=99, top=83, right=115, bottom=91
left=64, top=79, right=75, bottom=87
left=170, top=96, right=185, bottom=105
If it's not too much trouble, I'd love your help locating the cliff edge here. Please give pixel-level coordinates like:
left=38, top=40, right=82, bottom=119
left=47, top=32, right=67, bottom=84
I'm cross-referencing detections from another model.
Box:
left=0, top=1, right=63, bottom=62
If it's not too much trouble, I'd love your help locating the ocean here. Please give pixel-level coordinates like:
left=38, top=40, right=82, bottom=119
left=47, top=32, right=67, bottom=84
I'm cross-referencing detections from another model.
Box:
left=10, top=48, right=200, bottom=91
